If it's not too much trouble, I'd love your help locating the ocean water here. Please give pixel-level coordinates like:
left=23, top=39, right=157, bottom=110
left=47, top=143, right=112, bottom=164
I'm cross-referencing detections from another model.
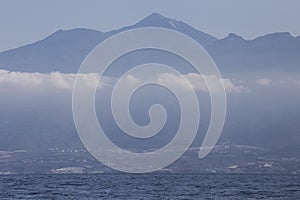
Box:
left=0, top=174, right=299, bottom=199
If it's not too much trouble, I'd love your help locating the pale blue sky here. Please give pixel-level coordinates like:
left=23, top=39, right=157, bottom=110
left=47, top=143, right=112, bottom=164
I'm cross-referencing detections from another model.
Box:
left=0, top=0, right=299, bottom=52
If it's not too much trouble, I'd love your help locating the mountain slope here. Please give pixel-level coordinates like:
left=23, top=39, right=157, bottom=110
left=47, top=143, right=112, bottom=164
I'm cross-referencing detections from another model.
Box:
left=0, top=13, right=299, bottom=74
left=116, top=13, right=218, bottom=46
left=0, top=29, right=105, bottom=73
left=0, top=13, right=218, bottom=73
left=206, top=32, right=300, bottom=73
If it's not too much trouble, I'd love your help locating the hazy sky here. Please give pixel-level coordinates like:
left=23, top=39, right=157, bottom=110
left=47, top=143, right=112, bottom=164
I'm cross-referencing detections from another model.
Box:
left=0, top=0, right=299, bottom=52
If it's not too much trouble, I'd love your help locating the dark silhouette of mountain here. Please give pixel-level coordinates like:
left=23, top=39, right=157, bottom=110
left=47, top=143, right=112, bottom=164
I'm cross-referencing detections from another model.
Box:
left=207, top=32, right=300, bottom=73
left=0, top=14, right=299, bottom=174
left=117, top=13, right=218, bottom=46
left=0, top=13, right=216, bottom=73
left=0, top=13, right=299, bottom=73
left=0, top=28, right=105, bottom=73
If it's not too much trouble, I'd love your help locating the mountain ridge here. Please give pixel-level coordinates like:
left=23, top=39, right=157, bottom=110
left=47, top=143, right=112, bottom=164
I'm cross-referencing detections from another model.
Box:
left=0, top=13, right=299, bottom=73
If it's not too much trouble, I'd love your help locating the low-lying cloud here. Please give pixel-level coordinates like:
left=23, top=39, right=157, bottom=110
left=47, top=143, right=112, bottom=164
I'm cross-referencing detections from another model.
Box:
left=157, top=73, right=249, bottom=93
left=0, top=70, right=247, bottom=94
left=0, top=70, right=106, bottom=90
left=256, top=78, right=273, bottom=86
left=256, top=78, right=300, bottom=87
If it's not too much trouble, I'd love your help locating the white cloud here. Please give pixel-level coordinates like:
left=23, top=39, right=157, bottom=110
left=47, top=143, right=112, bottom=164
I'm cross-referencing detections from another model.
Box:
left=256, top=78, right=300, bottom=87
left=157, top=73, right=248, bottom=93
left=256, top=78, right=272, bottom=86
left=0, top=70, right=112, bottom=90
left=292, top=79, right=300, bottom=87
left=0, top=70, right=248, bottom=94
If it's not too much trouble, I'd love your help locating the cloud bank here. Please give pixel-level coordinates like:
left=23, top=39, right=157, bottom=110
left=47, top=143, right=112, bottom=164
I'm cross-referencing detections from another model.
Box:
left=0, top=70, right=247, bottom=94
left=256, top=78, right=300, bottom=87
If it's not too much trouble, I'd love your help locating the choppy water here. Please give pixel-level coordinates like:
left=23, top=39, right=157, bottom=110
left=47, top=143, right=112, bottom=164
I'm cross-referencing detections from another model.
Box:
left=0, top=174, right=299, bottom=199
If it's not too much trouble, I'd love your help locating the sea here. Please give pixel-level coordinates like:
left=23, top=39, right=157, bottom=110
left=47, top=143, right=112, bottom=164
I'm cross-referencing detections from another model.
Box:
left=0, top=174, right=299, bottom=199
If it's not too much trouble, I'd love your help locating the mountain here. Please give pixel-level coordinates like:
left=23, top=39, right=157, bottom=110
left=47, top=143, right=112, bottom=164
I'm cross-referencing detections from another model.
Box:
left=0, top=13, right=217, bottom=73
left=207, top=32, right=300, bottom=74
left=0, top=13, right=300, bottom=174
left=0, top=13, right=299, bottom=74
left=117, top=13, right=218, bottom=46
left=0, top=28, right=105, bottom=73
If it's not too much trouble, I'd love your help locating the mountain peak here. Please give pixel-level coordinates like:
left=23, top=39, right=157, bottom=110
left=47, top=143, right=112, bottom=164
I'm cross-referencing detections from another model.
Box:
left=267, top=32, right=293, bottom=37
left=224, top=33, right=245, bottom=41
left=135, top=13, right=179, bottom=29
left=144, top=12, right=171, bottom=21
left=254, top=32, right=295, bottom=42
left=147, top=12, right=166, bottom=19
left=128, top=13, right=217, bottom=46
